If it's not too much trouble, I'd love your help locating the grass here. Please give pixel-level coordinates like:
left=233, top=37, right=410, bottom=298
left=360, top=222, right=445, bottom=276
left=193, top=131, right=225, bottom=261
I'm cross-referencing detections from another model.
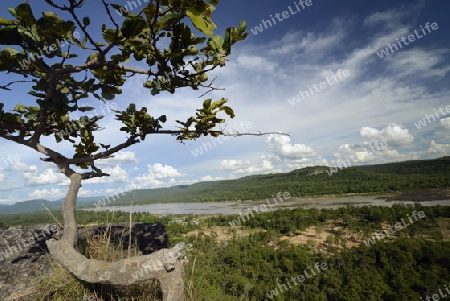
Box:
left=29, top=212, right=165, bottom=301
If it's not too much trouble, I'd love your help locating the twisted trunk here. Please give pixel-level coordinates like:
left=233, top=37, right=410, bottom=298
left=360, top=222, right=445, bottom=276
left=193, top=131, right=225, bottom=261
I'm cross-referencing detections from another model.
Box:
left=46, top=173, right=187, bottom=300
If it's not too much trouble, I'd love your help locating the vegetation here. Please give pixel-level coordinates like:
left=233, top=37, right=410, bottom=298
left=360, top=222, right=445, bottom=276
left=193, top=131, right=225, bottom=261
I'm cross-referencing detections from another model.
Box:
left=0, top=156, right=448, bottom=216
left=6, top=204, right=450, bottom=300
left=86, top=156, right=450, bottom=205
left=0, top=0, right=250, bottom=297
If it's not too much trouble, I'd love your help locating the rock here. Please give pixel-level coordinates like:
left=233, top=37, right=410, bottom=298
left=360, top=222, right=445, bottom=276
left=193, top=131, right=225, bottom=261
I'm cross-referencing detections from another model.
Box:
left=0, top=222, right=169, bottom=300
left=80, top=222, right=170, bottom=255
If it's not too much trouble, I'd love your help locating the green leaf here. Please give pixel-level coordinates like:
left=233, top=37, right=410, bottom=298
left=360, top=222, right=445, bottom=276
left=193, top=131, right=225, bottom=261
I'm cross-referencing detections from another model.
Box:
left=237, top=21, right=247, bottom=35
left=157, top=12, right=180, bottom=27
left=101, top=86, right=116, bottom=100
left=4, top=47, right=18, bottom=55
left=186, top=11, right=215, bottom=36
left=222, top=106, right=235, bottom=118
left=103, top=28, right=118, bottom=43
left=15, top=3, right=35, bottom=26
left=203, top=98, right=212, bottom=109
left=158, top=115, right=167, bottom=123
left=8, top=7, right=16, bottom=17
left=42, top=11, right=63, bottom=22
left=83, top=16, right=90, bottom=27
left=0, top=17, right=15, bottom=25
left=121, top=17, right=147, bottom=38
left=208, top=35, right=223, bottom=50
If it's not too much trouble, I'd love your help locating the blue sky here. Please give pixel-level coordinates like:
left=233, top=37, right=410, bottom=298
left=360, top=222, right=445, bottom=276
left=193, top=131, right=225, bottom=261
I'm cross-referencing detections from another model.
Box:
left=0, top=0, right=449, bottom=204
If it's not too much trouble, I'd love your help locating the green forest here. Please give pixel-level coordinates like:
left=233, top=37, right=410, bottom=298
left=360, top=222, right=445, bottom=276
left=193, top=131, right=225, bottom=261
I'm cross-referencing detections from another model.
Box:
left=77, top=156, right=450, bottom=206
left=2, top=204, right=450, bottom=300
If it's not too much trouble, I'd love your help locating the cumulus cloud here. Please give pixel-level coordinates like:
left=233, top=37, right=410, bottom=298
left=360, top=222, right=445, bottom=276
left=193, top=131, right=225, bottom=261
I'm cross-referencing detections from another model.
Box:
left=28, top=188, right=66, bottom=199
left=200, top=175, right=226, bottom=182
left=266, top=134, right=316, bottom=159
left=146, top=163, right=182, bottom=178
left=97, top=151, right=138, bottom=166
left=331, top=142, right=395, bottom=167
left=24, top=168, right=66, bottom=186
left=220, top=157, right=274, bottom=174
left=360, top=123, right=414, bottom=147
left=427, top=140, right=450, bottom=156
left=133, top=174, right=163, bottom=188
left=82, top=166, right=129, bottom=184
left=78, top=188, right=103, bottom=197
left=441, top=117, right=450, bottom=129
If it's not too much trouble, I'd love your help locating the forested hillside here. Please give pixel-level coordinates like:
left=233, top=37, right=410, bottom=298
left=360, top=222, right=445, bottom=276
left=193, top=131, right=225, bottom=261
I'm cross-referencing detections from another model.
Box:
left=1, top=157, right=448, bottom=214
left=102, top=156, right=450, bottom=206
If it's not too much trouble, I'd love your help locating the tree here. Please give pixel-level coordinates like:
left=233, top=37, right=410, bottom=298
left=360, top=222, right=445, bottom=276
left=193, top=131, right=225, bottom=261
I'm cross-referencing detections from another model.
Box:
left=0, top=1, right=254, bottom=299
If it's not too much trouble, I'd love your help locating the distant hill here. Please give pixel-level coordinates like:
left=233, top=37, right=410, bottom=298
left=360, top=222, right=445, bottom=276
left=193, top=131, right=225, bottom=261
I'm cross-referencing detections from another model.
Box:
left=91, top=156, right=450, bottom=207
left=1, top=156, right=449, bottom=214
left=354, top=156, right=450, bottom=174
left=0, top=199, right=61, bottom=215
left=0, top=197, right=100, bottom=215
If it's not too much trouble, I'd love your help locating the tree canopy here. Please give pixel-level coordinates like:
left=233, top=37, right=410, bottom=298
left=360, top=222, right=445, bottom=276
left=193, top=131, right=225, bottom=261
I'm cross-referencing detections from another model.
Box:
left=0, top=0, right=248, bottom=172
left=0, top=1, right=248, bottom=299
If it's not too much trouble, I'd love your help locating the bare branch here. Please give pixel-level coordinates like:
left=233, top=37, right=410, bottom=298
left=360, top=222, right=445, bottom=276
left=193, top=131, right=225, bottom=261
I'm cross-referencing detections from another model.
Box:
left=81, top=171, right=111, bottom=180
left=0, top=80, right=34, bottom=90
left=100, top=0, right=121, bottom=56
left=142, top=129, right=290, bottom=137
left=197, top=77, right=224, bottom=98
left=66, top=2, right=103, bottom=53
left=54, top=59, right=158, bottom=77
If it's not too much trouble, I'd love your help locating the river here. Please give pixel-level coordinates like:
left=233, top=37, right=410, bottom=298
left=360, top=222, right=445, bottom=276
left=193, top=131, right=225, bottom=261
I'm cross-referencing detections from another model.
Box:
left=86, top=195, right=450, bottom=216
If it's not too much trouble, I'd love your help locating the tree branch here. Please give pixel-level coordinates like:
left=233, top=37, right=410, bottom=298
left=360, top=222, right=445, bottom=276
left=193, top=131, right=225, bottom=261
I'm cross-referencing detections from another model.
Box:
left=66, top=135, right=140, bottom=164
left=0, top=80, right=34, bottom=90
left=66, top=2, right=103, bottom=53
left=142, top=129, right=290, bottom=137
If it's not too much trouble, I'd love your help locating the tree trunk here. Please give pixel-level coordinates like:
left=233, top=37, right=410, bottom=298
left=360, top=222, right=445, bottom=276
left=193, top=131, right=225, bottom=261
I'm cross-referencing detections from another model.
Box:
left=46, top=173, right=187, bottom=301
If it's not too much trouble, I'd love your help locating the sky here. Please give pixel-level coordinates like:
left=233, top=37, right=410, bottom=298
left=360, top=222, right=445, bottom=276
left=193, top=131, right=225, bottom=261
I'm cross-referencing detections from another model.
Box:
left=0, top=0, right=449, bottom=204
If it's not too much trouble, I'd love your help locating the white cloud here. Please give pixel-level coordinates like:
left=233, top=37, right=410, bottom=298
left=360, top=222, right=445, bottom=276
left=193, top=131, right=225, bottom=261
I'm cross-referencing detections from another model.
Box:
left=331, top=142, right=399, bottom=167
left=441, top=117, right=450, bottom=129
left=13, top=162, right=37, bottom=172
left=83, top=165, right=129, bottom=184
left=133, top=174, right=163, bottom=188
left=78, top=188, right=103, bottom=197
left=386, top=49, right=450, bottom=80
left=97, top=151, right=138, bottom=166
left=146, top=163, right=182, bottom=178
left=199, top=175, right=226, bottom=182
left=24, top=168, right=66, bottom=186
left=427, top=140, right=450, bottom=156
left=28, top=188, right=66, bottom=199
left=360, top=123, right=414, bottom=147
left=266, top=134, right=316, bottom=159
left=220, top=157, right=274, bottom=174
left=0, top=173, right=4, bottom=183
left=363, top=5, right=418, bottom=29
left=1, top=1, right=449, bottom=203
left=236, top=55, right=276, bottom=72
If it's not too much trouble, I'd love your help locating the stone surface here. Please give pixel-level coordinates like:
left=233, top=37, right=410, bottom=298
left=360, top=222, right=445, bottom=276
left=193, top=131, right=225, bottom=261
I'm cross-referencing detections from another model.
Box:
left=0, top=222, right=169, bottom=300
left=82, top=222, right=170, bottom=255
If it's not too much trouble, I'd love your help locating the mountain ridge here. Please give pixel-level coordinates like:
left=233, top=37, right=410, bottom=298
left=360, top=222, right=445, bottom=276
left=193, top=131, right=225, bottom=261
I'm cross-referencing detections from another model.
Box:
left=1, top=156, right=448, bottom=214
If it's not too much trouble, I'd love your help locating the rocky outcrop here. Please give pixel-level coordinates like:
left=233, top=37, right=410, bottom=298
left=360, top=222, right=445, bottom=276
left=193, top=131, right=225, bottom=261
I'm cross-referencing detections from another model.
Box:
left=0, top=222, right=169, bottom=300
left=83, top=222, right=169, bottom=255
